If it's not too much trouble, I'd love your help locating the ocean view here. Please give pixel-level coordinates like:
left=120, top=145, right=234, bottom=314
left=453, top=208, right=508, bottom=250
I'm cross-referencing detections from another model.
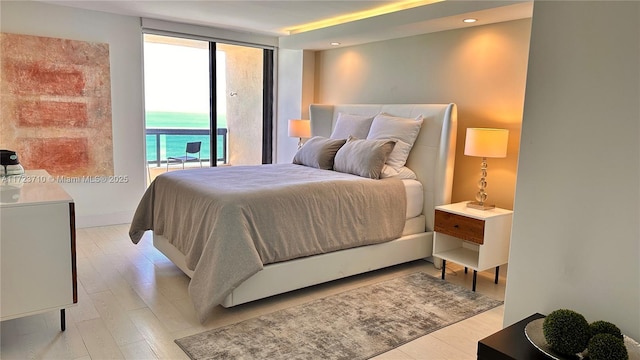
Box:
left=145, top=111, right=227, bottom=164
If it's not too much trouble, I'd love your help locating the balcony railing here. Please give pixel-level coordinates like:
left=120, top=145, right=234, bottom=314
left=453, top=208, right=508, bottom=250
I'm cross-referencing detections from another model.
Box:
left=146, top=128, right=228, bottom=167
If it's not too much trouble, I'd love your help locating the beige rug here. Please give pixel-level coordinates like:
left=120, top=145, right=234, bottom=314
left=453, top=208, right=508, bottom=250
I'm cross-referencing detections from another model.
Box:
left=175, top=272, right=502, bottom=360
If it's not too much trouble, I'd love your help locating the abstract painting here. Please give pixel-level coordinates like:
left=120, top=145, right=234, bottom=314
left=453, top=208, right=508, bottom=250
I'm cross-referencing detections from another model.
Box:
left=0, top=32, right=113, bottom=177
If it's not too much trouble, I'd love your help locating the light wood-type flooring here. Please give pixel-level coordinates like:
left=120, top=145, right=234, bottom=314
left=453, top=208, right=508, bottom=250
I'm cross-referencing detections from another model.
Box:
left=0, top=224, right=507, bottom=359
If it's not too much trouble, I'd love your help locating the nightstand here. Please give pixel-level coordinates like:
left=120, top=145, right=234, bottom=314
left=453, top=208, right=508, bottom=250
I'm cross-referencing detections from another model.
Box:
left=433, top=201, right=513, bottom=291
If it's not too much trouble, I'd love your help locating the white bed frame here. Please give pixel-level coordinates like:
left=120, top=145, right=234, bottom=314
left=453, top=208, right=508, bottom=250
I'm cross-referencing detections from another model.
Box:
left=153, top=103, right=457, bottom=308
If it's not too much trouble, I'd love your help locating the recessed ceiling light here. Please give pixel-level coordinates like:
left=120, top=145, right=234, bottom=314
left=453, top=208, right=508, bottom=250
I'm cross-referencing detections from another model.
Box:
left=463, top=18, right=477, bottom=23
left=330, top=42, right=341, bottom=46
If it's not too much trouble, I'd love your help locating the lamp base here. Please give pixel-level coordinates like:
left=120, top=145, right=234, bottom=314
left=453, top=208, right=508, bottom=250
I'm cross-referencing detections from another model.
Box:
left=466, top=201, right=496, bottom=211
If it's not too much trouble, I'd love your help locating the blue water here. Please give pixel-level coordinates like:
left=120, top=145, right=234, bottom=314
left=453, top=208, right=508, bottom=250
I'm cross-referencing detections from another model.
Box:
left=145, top=111, right=226, bottom=164
left=146, top=134, right=226, bottom=162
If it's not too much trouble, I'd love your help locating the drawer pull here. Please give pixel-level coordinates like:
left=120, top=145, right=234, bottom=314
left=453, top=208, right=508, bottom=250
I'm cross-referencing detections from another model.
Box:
left=454, top=224, right=459, bottom=228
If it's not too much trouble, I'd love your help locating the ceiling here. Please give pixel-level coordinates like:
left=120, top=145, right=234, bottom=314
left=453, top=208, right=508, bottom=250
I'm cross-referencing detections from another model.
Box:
left=40, top=0, right=533, bottom=50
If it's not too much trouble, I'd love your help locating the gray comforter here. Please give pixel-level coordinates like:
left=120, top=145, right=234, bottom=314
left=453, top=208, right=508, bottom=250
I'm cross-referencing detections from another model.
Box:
left=129, top=163, right=406, bottom=322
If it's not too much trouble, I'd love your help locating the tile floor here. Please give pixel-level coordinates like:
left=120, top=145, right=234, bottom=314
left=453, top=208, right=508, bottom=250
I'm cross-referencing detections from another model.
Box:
left=0, top=224, right=507, bottom=359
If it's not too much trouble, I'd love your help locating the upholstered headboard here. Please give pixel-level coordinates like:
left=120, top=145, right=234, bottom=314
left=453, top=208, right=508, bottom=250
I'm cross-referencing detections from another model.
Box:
left=309, top=104, right=457, bottom=232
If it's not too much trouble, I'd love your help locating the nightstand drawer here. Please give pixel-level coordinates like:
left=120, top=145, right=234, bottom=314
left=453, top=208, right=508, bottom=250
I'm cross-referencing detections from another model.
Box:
left=434, top=209, right=485, bottom=244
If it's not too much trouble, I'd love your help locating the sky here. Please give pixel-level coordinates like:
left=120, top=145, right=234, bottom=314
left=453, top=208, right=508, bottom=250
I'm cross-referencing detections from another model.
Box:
left=143, top=41, right=226, bottom=114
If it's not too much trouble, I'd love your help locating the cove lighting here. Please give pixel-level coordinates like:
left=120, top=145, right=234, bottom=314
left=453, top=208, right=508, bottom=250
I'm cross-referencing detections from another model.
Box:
left=286, top=0, right=443, bottom=34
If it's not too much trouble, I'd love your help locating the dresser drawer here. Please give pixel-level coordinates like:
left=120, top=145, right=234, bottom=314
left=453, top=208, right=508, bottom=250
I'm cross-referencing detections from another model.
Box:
left=434, top=209, right=485, bottom=244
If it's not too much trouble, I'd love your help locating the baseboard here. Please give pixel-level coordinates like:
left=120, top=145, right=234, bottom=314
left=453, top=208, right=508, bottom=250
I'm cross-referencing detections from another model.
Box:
left=76, top=210, right=134, bottom=228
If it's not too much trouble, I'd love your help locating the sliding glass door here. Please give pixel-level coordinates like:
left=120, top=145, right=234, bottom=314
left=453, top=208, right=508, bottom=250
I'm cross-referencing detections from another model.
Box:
left=143, top=33, right=273, bottom=182
left=143, top=35, right=211, bottom=170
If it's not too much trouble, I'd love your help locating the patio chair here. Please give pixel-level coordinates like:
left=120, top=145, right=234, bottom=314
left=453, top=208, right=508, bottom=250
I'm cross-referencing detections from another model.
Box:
left=167, top=141, right=202, bottom=170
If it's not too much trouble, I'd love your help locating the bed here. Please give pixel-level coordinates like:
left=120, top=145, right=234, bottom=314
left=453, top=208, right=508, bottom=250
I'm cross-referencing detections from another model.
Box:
left=130, top=103, right=457, bottom=323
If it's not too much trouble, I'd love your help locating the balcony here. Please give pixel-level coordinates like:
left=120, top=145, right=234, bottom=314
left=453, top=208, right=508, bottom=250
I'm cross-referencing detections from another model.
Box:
left=146, top=128, right=228, bottom=182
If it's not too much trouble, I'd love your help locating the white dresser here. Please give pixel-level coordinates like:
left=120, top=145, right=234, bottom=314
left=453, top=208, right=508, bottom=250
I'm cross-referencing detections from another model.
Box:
left=0, top=170, right=77, bottom=330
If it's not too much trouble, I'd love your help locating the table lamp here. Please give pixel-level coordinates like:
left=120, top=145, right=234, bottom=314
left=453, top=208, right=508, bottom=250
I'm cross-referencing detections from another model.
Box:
left=464, top=128, right=509, bottom=210
left=288, top=119, right=311, bottom=149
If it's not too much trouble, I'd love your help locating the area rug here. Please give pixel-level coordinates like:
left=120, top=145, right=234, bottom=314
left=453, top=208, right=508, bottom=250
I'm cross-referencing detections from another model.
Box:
left=175, top=272, right=502, bottom=360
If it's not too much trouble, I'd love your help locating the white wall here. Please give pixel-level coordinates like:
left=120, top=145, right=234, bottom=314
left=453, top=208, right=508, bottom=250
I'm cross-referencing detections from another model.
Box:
left=1, top=1, right=146, bottom=227
left=275, top=49, right=304, bottom=163
left=275, top=49, right=305, bottom=163
left=275, top=49, right=317, bottom=163
left=504, top=1, right=640, bottom=339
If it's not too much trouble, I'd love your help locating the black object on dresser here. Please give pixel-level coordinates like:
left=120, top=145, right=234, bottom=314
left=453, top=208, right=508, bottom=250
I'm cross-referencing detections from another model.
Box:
left=477, top=313, right=549, bottom=360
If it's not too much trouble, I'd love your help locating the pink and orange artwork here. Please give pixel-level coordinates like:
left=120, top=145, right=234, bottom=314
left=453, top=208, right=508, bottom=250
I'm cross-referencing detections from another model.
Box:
left=0, top=32, right=113, bottom=177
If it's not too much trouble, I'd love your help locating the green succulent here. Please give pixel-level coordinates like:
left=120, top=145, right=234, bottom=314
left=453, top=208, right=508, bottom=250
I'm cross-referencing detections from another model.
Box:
left=587, top=333, right=628, bottom=360
left=590, top=320, right=623, bottom=340
left=542, top=309, right=591, bottom=355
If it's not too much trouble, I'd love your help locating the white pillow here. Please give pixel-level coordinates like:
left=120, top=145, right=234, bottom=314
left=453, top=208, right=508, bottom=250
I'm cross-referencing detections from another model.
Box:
left=366, top=113, right=424, bottom=171
left=380, top=165, right=417, bottom=180
left=330, top=113, right=375, bottom=140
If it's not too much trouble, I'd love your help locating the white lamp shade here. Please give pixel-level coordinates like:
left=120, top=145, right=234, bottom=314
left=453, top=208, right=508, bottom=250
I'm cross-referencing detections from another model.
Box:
left=288, top=119, right=311, bottom=138
left=464, top=128, right=509, bottom=158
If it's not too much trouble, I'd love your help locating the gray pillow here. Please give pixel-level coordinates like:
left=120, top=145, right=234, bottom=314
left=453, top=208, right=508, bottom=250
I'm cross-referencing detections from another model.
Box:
left=333, top=136, right=396, bottom=179
left=293, top=136, right=347, bottom=170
